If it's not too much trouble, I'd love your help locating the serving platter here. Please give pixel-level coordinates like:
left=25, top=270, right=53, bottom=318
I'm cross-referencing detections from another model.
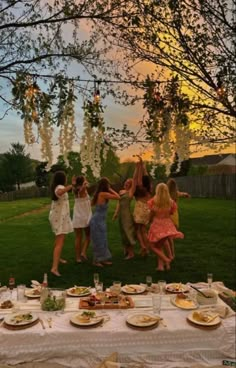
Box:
left=79, top=294, right=134, bottom=309
left=121, top=284, right=146, bottom=295
left=67, top=286, right=91, bottom=297
left=165, top=283, right=189, bottom=294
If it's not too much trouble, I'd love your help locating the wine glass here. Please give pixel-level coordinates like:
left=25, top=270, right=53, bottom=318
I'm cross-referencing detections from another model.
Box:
left=158, top=280, right=166, bottom=295
left=207, top=273, right=213, bottom=288
left=146, top=276, right=152, bottom=291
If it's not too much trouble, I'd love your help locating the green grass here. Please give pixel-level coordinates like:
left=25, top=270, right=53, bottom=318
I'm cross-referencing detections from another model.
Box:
left=0, top=197, right=235, bottom=291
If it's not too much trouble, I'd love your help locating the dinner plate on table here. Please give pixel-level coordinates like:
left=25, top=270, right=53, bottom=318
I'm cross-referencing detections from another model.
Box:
left=187, top=309, right=221, bottom=327
left=25, top=288, right=41, bottom=298
left=70, top=312, right=103, bottom=327
left=165, top=283, right=189, bottom=294
left=4, top=312, right=38, bottom=327
left=67, top=286, right=91, bottom=297
left=121, top=284, right=146, bottom=295
left=126, top=313, right=160, bottom=329
left=171, top=295, right=197, bottom=310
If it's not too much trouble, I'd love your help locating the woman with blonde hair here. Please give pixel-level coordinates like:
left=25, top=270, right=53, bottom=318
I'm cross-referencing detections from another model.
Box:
left=147, top=183, right=184, bottom=271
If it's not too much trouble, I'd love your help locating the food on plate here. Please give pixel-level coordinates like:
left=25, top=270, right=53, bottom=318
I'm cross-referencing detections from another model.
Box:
left=0, top=300, right=14, bottom=309
left=137, top=315, right=159, bottom=323
left=192, top=311, right=219, bottom=323
left=68, top=286, right=90, bottom=295
left=175, top=296, right=196, bottom=309
left=122, top=285, right=145, bottom=293
left=31, top=289, right=41, bottom=295
left=11, top=313, right=33, bottom=324
left=166, top=283, right=187, bottom=293
left=77, top=311, right=96, bottom=323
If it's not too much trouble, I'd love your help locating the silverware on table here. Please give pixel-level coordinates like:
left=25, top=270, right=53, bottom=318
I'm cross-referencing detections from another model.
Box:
left=38, top=318, right=46, bottom=329
left=47, top=318, right=52, bottom=328
left=190, top=285, right=212, bottom=298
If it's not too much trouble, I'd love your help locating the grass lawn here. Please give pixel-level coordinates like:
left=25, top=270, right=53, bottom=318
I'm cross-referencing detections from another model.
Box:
left=0, top=197, right=235, bottom=290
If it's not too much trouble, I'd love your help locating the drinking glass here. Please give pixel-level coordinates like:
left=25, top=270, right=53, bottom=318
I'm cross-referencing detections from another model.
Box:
left=207, top=273, right=213, bottom=288
left=152, top=294, right=161, bottom=315
left=93, top=273, right=99, bottom=288
left=146, top=276, right=152, bottom=289
left=158, top=280, right=166, bottom=295
left=112, top=281, right=121, bottom=296
left=95, top=281, right=103, bottom=293
left=17, top=284, right=26, bottom=302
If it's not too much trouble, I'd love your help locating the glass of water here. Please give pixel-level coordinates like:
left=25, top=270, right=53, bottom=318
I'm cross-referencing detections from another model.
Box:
left=93, top=273, right=99, bottom=288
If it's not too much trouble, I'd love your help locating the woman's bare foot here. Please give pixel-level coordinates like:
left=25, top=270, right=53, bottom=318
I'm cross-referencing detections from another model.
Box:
left=125, top=254, right=134, bottom=260
left=102, top=261, right=113, bottom=265
left=59, top=258, right=67, bottom=264
left=51, top=269, right=61, bottom=276
left=156, top=267, right=164, bottom=271
left=76, top=258, right=82, bottom=263
left=81, top=254, right=88, bottom=261
left=93, top=262, right=104, bottom=267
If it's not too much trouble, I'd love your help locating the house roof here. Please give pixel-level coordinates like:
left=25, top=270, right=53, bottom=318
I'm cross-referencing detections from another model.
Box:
left=216, top=154, right=236, bottom=166
left=190, top=153, right=236, bottom=166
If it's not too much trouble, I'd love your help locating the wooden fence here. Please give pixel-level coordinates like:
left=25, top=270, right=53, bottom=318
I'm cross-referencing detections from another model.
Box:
left=174, top=174, right=235, bottom=199
left=0, top=186, right=49, bottom=201
left=0, top=174, right=235, bottom=201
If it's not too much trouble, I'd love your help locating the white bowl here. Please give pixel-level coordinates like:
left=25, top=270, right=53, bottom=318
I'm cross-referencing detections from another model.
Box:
left=196, top=289, right=217, bottom=305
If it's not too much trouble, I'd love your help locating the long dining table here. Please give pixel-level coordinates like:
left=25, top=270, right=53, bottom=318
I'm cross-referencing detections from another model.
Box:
left=0, top=282, right=235, bottom=368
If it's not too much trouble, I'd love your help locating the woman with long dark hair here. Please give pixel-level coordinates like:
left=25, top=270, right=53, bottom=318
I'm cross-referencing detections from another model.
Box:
left=49, top=171, right=74, bottom=276
left=90, top=177, right=120, bottom=267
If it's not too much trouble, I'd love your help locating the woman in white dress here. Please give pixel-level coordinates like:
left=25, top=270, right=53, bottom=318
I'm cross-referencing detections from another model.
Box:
left=49, top=171, right=74, bottom=276
left=72, top=176, right=92, bottom=263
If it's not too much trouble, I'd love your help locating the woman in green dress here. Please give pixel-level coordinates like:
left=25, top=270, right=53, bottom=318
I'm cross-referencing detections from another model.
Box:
left=113, top=179, right=136, bottom=260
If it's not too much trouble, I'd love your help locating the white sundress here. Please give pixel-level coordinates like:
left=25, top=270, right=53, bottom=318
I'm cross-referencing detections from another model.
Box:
left=72, top=194, right=92, bottom=228
left=49, top=185, right=73, bottom=235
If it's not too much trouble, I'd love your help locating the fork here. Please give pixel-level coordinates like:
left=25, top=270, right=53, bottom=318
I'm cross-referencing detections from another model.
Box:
left=47, top=317, right=52, bottom=328
left=38, top=318, right=46, bottom=329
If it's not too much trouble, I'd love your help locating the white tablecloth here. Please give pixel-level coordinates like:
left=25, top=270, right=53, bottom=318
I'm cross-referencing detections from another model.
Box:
left=0, top=284, right=235, bottom=368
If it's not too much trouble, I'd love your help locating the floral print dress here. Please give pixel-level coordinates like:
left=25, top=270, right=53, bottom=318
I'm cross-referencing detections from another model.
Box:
left=49, top=185, right=73, bottom=235
left=147, top=199, right=184, bottom=243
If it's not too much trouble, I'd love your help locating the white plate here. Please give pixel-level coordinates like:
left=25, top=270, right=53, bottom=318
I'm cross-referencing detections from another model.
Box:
left=25, top=288, right=41, bottom=298
left=126, top=313, right=160, bottom=327
left=122, top=284, right=146, bottom=294
left=166, top=283, right=189, bottom=294
left=187, top=310, right=221, bottom=326
left=4, top=312, right=38, bottom=326
left=171, top=296, right=197, bottom=310
left=70, top=312, right=103, bottom=326
left=67, top=286, right=91, bottom=297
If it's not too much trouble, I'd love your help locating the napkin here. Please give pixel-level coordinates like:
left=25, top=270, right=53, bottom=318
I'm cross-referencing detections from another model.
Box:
left=97, top=353, right=118, bottom=368
left=0, top=286, right=7, bottom=292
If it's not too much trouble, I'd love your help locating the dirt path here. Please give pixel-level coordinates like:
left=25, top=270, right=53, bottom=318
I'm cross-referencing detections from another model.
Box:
left=0, top=204, right=50, bottom=222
